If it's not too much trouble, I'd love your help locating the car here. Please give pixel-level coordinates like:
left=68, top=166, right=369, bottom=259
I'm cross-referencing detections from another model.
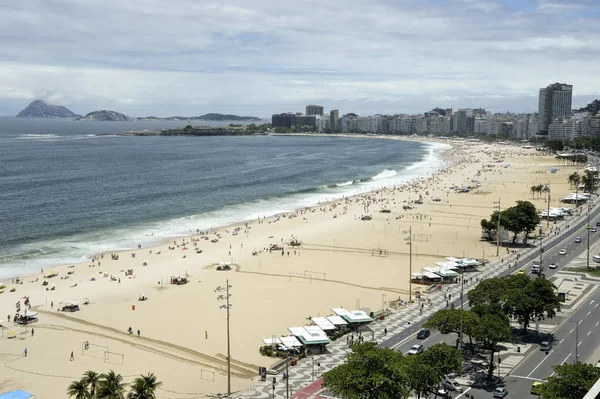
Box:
left=442, top=378, right=463, bottom=393
left=575, top=237, right=582, bottom=243
left=540, top=341, right=552, bottom=351
left=593, top=228, right=598, bottom=233
left=559, top=249, right=567, bottom=255
left=417, top=329, right=430, bottom=339
left=517, top=268, right=526, bottom=275
left=594, top=255, right=600, bottom=264
left=406, top=344, right=424, bottom=355
left=531, top=381, right=544, bottom=395
left=493, top=387, right=508, bottom=398
left=436, top=388, right=450, bottom=399
left=549, top=263, right=558, bottom=269
left=596, top=221, right=600, bottom=227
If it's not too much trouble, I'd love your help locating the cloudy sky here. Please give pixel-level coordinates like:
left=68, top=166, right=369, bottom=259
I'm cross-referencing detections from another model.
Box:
left=1, top=0, right=599, bottom=117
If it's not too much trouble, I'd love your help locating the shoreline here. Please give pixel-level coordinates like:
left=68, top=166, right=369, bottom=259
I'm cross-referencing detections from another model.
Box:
left=0, top=135, right=451, bottom=283
left=0, top=138, right=578, bottom=397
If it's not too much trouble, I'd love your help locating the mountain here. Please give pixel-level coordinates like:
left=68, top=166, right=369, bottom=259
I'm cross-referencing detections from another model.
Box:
left=577, top=99, right=600, bottom=114
left=76, top=110, right=133, bottom=121
left=195, top=113, right=262, bottom=121
left=16, top=100, right=80, bottom=118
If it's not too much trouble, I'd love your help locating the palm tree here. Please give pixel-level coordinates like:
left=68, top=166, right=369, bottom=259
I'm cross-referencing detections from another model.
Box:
left=582, top=170, right=598, bottom=194
left=67, top=378, right=90, bottom=399
left=127, top=373, right=162, bottom=399
left=83, top=370, right=101, bottom=398
left=97, top=370, right=127, bottom=399
left=568, top=172, right=581, bottom=188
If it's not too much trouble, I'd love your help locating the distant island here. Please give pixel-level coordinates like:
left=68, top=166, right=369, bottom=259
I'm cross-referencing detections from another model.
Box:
left=16, top=100, right=80, bottom=118
left=137, top=113, right=262, bottom=122
left=76, top=110, right=133, bottom=121
left=15, top=100, right=262, bottom=121
left=118, top=123, right=271, bottom=137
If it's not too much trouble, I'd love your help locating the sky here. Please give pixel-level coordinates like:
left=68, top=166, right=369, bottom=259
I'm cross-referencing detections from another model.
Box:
left=1, top=0, right=599, bottom=118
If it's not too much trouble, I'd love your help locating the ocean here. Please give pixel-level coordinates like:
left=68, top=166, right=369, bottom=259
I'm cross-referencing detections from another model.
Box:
left=0, top=117, right=449, bottom=279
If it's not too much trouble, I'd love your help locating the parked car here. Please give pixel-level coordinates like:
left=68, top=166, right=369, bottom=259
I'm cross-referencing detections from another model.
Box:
left=493, top=387, right=508, bottom=398
left=406, top=344, right=424, bottom=355
left=531, top=381, right=544, bottom=395
left=540, top=341, right=552, bottom=352
left=442, top=378, right=463, bottom=392
left=417, top=329, right=430, bottom=339
left=559, top=249, right=567, bottom=255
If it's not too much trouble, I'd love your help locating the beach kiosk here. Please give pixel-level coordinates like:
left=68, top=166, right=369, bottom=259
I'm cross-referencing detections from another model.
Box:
left=331, top=308, right=373, bottom=326
left=288, top=326, right=332, bottom=354
left=310, top=317, right=337, bottom=335
left=326, top=315, right=348, bottom=329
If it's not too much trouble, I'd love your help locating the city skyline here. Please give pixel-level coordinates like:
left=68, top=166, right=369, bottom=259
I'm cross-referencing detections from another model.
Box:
left=1, top=0, right=599, bottom=117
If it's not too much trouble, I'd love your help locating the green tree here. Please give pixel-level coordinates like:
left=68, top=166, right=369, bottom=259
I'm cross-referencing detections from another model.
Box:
left=82, top=370, right=101, bottom=398
left=67, top=379, right=90, bottom=399
left=424, top=309, right=479, bottom=353
left=480, top=211, right=500, bottom=241
left=401, top=356, right=438, bottom=399
left=568, top=172, right=581, bottom=188
left=97, top=370, right=127, bottom=399
left=420, top=343, right=462, bottom=382
left=322, top=342, right=409, bottom=399
left=471, top=309, right=512, bottom=381
left=128, top=373, right=162, bottom=399
left=537, top=362, right=600, bottom=399
left=469, top=275, right=561, bottom=334
left=582, top=170, right=598, bottom=194
left=499, top=201, right=540, bottom=245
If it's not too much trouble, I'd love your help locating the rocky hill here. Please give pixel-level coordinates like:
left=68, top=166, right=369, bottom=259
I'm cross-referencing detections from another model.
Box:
left=16, top=100, right=80, bottom=118
left=76, top=110, right=133, bottom=121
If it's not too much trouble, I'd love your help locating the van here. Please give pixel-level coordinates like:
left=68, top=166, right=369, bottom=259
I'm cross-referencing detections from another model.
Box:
left=532, top=264, right=540, bottom=274
left=593, top=255, right=600, bottom=263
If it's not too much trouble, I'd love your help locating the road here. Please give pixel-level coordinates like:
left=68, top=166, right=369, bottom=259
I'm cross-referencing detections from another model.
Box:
left=377, top=203, right=600, bottom=398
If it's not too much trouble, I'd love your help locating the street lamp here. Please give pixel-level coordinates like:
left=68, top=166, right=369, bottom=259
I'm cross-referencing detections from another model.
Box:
left=545, top=183, right=551, bottom=228
left=493, top=200, right=501, bottom=256
left=402, top=227, right=413, bottom=302
left=587, top=203, right=592, bottom=270
left=216, top=281, right=233, bottom=395
left=459, top=270, right=465, bottom=350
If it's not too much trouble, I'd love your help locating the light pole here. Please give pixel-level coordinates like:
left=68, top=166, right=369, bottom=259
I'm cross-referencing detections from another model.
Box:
left=459, top=271, right=465, bottom=349
left=546, top=183, right=551, bottom=228
left=381, top=293, right=386, bottom=315
left=216, top=281, right=233, bottom=395
left=539, top=234, right=544, bottom=276
left=587, top=203, right=591, bottom=270
left=403, top=227, right=413, bottom=302
left=575, top=321, right=580, bottom=363
left=493, top=200, right=501, bottom=256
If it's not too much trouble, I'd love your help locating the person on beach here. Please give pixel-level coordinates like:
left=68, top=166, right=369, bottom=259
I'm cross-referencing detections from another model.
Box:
left=24, top=348, right=27, bottom=357
left=31, top=328, right=34, bottom=337
left=70, top=351, right=74, bottom=361
left=205, top=330, right=208, bottom=339
left=137, top=330, right=140, bottom=337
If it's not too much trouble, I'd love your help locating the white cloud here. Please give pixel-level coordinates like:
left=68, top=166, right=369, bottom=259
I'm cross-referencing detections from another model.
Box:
left=0, top=0, right=598, bottom=116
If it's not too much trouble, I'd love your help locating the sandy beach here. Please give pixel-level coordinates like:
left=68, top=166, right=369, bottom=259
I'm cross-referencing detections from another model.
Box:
left=0, top=136, right=582, bottom=397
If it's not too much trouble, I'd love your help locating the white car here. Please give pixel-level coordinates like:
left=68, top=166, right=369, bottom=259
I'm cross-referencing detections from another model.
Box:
left=549, top=263, right=558, bottom=269
left=406, top=344, right=424, bottom=355
left=493, top=387, right=508, bottom=398
left=442, top=378, right=463, bottom=392
left=559, top=249, right=567, bottom=255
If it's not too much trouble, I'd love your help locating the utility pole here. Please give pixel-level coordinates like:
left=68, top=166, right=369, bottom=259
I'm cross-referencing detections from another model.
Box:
left=216, top=281, right=233, bottom=395
left=285, top=354, right=290, bottom=399
left=459, top=271, right=464, bottom=349
left=403, top=227, right=413, bottom=302
left=546, top=183, right=551, bottom=228
left=494, top=199, right=501, bottom=256
left=539, top=234, right=544, bottom=276
left=576, top=321, right=579, bottom=362
left=587, top=203, right=591, bottom=270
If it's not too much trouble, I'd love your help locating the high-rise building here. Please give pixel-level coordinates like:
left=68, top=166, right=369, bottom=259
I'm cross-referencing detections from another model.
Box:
left=330, top=109, right=339, bottom=131
left=453, top=110, right=467, bottom=133
left=537, top=83, right=573, bottom=134
left=271, top=113, right=296, bottom=128
left=306, top=105, right=324, bottom=116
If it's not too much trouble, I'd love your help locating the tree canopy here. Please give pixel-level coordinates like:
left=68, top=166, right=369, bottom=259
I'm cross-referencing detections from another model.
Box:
left=537, top=362, right=600, bottom=399
left=424, top=309, right=480, bottom=353
left=68, top=370, right=161, bottom=399
left=323, top=342, right=409, bottom=399
left=480, top=201, right=539, bottom=245
left=468, top=275, right=561, bottom=333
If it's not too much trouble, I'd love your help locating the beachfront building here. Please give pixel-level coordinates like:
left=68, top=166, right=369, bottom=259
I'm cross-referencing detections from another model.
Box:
left=538, top=82, right=573, bottom=135
left=271, top=112, right=296, bottom=128
left=306, top=104, right=324, bottom=116
left=294, top=115, right=317, bottom=128
left=340, top=114, right=358, bottom=132
left=330, top=109, right=339, bottom=131
left=548, top=113, right=596, bottom=140
left=452, top=110, right=467, bottom=133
